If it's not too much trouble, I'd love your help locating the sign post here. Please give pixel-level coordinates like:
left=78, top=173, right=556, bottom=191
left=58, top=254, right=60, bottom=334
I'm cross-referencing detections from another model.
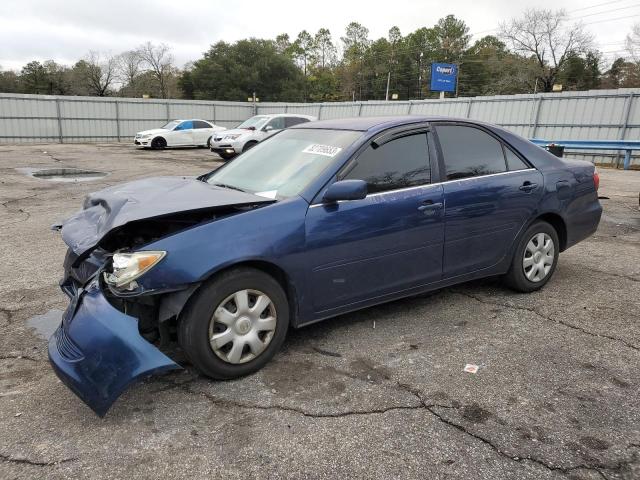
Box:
left=430, top=63, right=458, bottom=97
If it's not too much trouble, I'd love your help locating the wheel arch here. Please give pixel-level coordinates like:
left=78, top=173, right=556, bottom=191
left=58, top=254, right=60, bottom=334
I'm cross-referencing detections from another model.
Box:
left=534, top=212, right=567, bottom=252
left=186, top=259, right=299, bottom=328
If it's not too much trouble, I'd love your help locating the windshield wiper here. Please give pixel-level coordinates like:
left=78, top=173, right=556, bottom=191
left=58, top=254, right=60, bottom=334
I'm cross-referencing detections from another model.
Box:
left=211, top=182, right=247, bottom=193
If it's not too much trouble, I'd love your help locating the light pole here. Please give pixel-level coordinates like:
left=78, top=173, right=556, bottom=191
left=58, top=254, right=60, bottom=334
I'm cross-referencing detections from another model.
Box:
left=417, top=52, right=423, bottom=100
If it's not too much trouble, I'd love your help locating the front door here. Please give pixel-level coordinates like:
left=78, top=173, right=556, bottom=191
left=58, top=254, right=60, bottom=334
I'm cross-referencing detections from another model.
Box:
left=172, top=120, right=194, bottom=145
left=433, top=124, right=544, bottom=279
left=305, top=131, right=444, bottom=314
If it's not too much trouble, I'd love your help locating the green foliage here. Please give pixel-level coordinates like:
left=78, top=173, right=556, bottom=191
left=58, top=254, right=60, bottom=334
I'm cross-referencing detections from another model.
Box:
left=1, top=15, right=637, bottom=100
left=184, top=39, right=305, bottom=101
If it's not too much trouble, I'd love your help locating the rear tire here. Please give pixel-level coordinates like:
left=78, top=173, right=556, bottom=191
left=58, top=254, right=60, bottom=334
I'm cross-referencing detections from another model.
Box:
left=178, top=267, right=289, bottom=380
left=503, top=221, right=559, bottom=293
left=151, top=137, right=167, bottom=150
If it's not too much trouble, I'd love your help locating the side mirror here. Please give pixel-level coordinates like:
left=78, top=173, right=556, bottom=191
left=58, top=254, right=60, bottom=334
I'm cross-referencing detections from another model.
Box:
left=263, top=125, right=274, bottom=132
left=323, top=180, right=368, bottom=203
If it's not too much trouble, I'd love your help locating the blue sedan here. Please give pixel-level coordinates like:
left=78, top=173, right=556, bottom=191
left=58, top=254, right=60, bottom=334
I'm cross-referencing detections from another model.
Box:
left=50, top=116, right=602, bottom=416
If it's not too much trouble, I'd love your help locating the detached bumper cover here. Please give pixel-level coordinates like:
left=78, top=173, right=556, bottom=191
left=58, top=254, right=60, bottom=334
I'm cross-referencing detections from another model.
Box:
left=48, top=282, right=180, bottom=417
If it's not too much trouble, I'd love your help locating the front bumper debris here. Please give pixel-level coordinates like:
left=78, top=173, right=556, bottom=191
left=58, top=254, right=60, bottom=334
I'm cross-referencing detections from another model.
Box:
left=48, top=281, right=180, bottom=417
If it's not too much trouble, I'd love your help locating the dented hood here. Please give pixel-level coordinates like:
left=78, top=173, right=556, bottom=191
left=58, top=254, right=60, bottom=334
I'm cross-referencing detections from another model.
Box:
left=60, top=176, right=274, bottom=256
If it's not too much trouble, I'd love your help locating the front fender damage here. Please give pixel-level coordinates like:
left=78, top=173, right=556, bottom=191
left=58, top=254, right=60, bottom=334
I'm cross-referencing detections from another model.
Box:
left=48, top=281, right=180, bottom=417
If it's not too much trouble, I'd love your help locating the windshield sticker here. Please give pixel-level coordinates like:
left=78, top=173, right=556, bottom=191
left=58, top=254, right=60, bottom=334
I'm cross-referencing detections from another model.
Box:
left=302, top=144, right=342, bottom=157
left=255, top=190, right=278, bottom=199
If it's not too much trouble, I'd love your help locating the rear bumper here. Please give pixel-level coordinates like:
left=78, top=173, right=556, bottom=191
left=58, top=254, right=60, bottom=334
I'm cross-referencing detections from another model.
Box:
left=565, top=199, right=603, bottom=249
left=48, top=281, right=180, bottom=417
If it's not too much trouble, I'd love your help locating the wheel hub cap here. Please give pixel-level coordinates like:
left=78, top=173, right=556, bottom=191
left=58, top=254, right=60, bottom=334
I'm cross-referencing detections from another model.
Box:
left=208, top=289, right=277, bottom=364
left=235, top=317, right=252, bottom=335
left=523, top=232, right=555, bottom=283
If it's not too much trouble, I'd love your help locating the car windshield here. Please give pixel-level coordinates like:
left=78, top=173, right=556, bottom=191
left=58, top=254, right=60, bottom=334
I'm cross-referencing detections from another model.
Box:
left=236, top=116, right=269, bottom=130
left=161, top=120, right=181, bottom=130
left=205, top=129, right=362, bottom=198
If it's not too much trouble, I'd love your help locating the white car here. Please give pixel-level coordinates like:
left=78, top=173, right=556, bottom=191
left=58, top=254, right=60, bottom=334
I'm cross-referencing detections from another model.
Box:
left=134, top=119, right=225, bottom=149
left=210, top=114, right=316, bottom=160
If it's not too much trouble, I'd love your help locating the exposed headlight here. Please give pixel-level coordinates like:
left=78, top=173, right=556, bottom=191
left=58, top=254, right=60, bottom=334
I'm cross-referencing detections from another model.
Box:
left=224, top=134, right=242, bottom=140
left=104, top=251, right=166, bottom=289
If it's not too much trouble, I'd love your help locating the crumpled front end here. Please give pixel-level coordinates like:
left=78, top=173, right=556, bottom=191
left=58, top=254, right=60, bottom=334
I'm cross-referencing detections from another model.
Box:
left=48, top=280, right=180, bottom=417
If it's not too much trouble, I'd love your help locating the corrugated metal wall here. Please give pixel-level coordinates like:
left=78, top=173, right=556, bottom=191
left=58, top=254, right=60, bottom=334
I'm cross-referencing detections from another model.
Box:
left=2, top=89, right=640, bottom=166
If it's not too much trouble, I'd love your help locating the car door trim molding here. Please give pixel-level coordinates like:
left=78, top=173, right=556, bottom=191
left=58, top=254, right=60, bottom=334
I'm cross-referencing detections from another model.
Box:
left=309, top=169, right=536, bottom=208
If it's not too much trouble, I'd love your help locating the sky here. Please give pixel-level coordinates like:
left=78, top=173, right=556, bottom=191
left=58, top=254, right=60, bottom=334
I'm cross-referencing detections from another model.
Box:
left=1, top=0, right=639, bottom=71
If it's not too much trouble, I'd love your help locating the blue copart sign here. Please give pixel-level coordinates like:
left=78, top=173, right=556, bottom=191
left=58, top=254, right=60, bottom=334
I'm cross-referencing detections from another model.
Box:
left=430, top=63, right=457, bottom=92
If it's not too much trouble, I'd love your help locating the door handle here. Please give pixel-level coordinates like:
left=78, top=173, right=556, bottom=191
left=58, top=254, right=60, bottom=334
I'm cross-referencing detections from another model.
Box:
left=417, top=201, right=443, bottom=212
left=519, top=181, right=538, bottom=192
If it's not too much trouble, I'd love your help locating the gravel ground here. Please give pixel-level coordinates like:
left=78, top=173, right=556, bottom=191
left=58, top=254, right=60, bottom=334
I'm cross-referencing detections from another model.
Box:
left=0, top=143, right=638, bottom=480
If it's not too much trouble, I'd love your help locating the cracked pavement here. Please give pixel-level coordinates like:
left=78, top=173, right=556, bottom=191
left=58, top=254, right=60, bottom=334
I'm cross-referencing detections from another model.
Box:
left=0, top=143, right=638, bottom=480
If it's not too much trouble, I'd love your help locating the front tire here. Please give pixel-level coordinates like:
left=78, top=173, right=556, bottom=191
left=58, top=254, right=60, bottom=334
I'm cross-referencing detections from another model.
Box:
left=178, top=267, right=289, bottom=379
left=503, top=221, right=559, bottom=293
left=151, top=137, right=167, bottom=150
left=243, top=141, right=258, bottom=152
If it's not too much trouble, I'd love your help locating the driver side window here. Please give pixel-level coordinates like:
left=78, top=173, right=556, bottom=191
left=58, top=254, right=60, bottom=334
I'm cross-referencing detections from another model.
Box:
left=266, top=117, right=285, bottom=130
left=342, top=133, right=431, bottom=194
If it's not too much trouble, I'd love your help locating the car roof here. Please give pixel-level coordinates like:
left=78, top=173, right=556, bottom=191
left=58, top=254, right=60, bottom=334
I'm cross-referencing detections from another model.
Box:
left=291, top=115, right=480, bottom=132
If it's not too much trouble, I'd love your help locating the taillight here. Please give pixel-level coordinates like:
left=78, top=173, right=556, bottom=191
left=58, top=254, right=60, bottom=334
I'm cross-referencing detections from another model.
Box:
left=593, top=170, right=600, bottom=191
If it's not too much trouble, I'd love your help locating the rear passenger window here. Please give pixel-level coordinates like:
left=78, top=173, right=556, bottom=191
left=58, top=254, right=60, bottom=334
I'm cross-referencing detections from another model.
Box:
left=285, top=117, right=309, bottom=127
left=436, top=125, right=507, bottom=180
left=342, top=133, right=430, bottom=193
left=194, top=120, right=211, bottom=129
left=504, top=147, right=529, bottom=171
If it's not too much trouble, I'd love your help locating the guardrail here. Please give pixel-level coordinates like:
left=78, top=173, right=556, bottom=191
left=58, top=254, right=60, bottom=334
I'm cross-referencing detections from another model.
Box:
left=530, top=139, right=640, bottom=170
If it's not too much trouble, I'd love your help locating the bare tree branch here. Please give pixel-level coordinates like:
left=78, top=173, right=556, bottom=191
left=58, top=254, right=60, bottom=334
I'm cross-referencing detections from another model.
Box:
left=499, top=9, right=593, bottom=92
left=137, top=42, right=174, bottom=98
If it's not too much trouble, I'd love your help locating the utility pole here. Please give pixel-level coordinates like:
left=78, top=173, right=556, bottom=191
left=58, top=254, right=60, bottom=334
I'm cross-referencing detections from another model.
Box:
left=385, top=71, right=391, bottom=101
left=417, top=52, right=423, bottom=100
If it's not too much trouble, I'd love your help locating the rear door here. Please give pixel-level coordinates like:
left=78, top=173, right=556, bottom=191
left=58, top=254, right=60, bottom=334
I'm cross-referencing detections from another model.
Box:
left=433, top=123, right=543, bottom=279
left=193, top=120, right=213, bottom=145
left=305, top=129, right=444, bottom=313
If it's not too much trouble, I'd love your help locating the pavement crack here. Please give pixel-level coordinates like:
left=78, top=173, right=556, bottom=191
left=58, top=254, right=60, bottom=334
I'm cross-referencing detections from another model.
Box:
left=452, top=290, right=639, bottom=352
left=0, top=452, right=77, bottom=467
left=174, top=381, right=424, bottom=418
left=0, top=354, right=39, bottom=362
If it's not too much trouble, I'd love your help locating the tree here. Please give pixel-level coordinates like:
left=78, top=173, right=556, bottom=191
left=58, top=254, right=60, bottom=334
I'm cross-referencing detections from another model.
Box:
left=558, top=51, right=601, bottom=91
left=313, top=28, right=337, bottom=69
left=84, top=51, right=117, bottom=96
left=499, top=9, right=593, bottom=92
left=20, top=61, right=49, bottom=94
left=0, top=67, right=20, bottom=93
left=275, top=33, right=292, bottom=56
left=341, top=22, right=371, bottom=100
left=116, top=50, right=142, bottom=90
left=625, top=23, right=640, bottom=62
left=181, top=39, right=304, bottom=101
left=433, top=15, right=470, bottom=62
left=137, top=42, right=175, bottom=98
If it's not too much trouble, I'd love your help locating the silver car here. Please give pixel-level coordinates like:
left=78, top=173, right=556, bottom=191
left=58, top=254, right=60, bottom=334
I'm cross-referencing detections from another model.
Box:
left=210, top=114, right=316, bottom=160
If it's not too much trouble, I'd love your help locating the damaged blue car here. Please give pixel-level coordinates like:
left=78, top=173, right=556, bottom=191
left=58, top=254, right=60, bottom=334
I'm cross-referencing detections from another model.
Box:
left=49, top=116, right=602, bottom=416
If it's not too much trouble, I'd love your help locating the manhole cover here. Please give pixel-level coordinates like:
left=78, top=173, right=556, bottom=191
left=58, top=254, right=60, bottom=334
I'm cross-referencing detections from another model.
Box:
left=20, top=167, right=108, bottom=182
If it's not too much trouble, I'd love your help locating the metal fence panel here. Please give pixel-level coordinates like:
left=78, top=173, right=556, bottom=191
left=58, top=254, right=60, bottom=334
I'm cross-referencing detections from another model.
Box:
left=1, top=90, right=640, bottom=166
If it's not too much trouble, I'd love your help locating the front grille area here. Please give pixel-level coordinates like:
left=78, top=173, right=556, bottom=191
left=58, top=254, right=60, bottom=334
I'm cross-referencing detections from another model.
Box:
left=55, top=326, right=84, bottom=361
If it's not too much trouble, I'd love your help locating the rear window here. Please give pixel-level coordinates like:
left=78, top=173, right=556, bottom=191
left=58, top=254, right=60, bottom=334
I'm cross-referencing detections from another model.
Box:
left=286, top=117, right=310, bottom=127
left=436, top=125, right=507, bottom=180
